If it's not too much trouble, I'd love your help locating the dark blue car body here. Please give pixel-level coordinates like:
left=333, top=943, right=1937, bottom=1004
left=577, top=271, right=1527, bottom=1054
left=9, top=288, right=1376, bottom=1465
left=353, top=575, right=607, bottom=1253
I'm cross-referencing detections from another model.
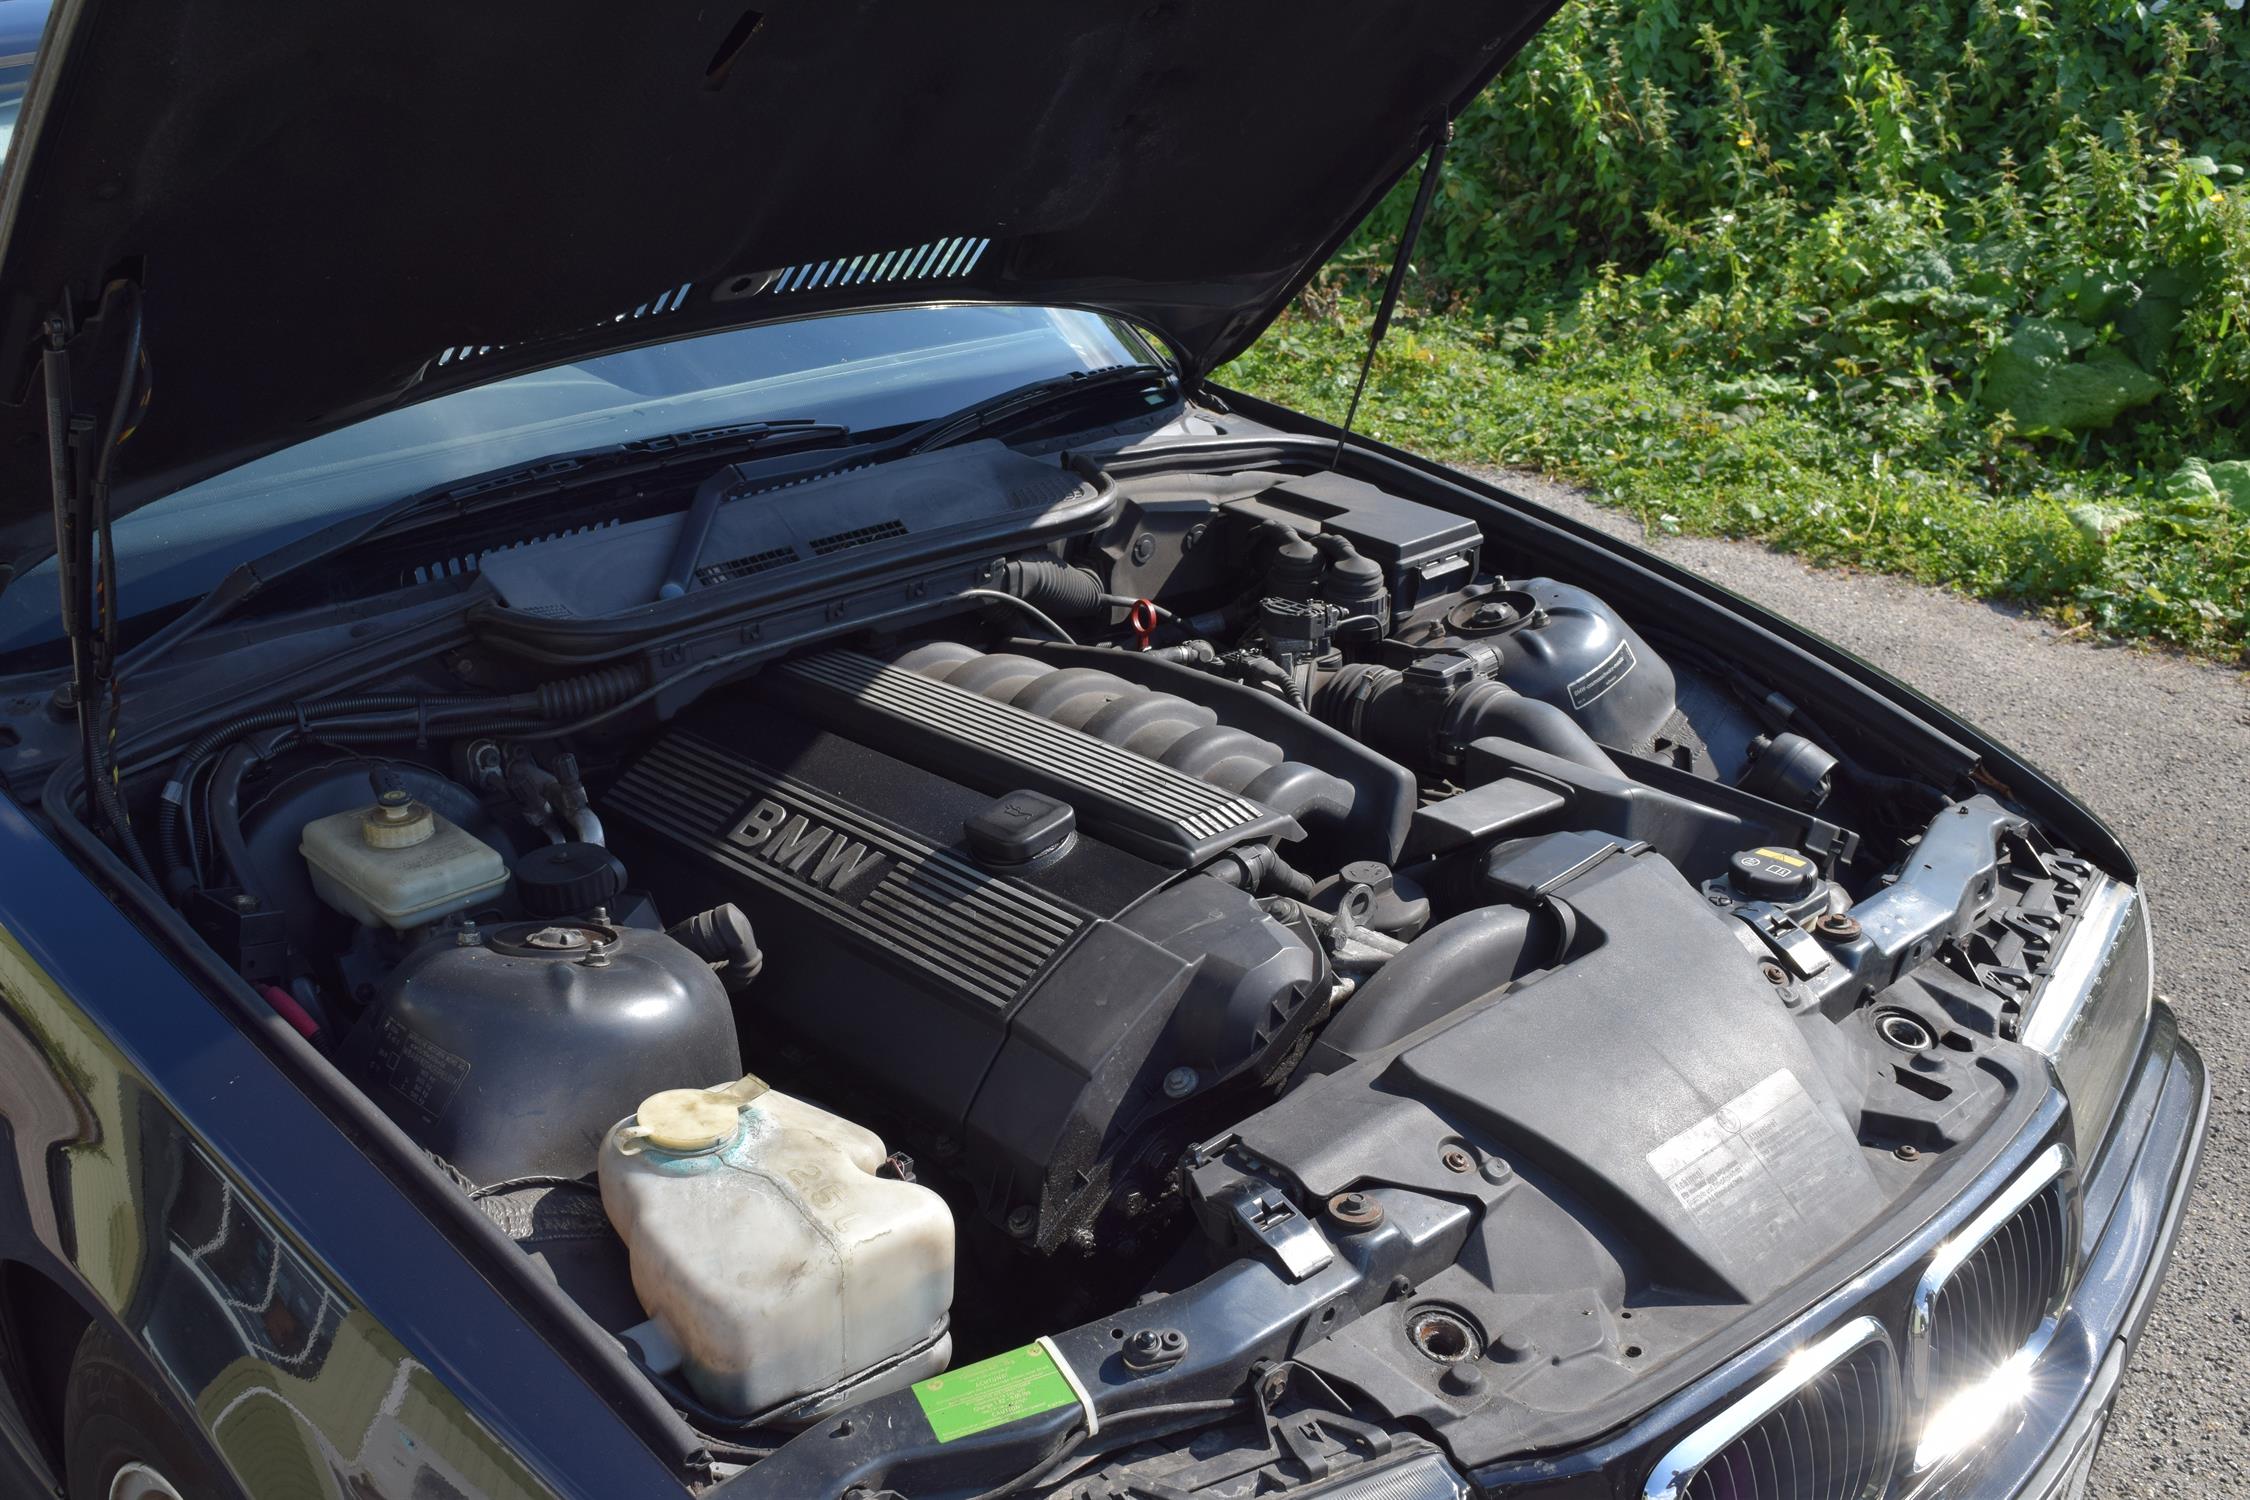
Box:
left=0, top=2, right=2208, bottom=1496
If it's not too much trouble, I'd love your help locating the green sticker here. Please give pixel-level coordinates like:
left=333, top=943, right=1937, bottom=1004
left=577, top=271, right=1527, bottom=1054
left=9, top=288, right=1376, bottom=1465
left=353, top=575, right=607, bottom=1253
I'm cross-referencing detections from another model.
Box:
left=911, top=1343, right=1078, bottom=1443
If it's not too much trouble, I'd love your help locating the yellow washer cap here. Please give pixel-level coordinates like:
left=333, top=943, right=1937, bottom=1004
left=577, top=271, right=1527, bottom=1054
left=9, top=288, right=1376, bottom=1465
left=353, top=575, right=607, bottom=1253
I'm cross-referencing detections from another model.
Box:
left=633, top=1089, right=744, bottom=1152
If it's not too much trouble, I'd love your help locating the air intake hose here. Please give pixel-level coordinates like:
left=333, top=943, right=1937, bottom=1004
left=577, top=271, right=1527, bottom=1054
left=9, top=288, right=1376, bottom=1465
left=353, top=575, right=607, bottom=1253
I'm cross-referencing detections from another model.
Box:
left=989, top=559, right=1110, bottom=617
left=1315, top=659, right=1618, bottom=778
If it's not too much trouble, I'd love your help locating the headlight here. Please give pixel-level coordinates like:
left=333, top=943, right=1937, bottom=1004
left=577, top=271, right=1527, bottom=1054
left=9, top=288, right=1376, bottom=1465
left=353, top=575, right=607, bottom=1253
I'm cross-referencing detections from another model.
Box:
left=2019, top=876, right=2152, bottom=1161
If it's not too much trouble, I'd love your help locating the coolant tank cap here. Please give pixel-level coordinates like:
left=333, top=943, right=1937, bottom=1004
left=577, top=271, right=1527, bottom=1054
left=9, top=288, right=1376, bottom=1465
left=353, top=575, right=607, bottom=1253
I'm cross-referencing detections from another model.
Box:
left=1728, top=845, right=1819, bottom=903
left=631, top=1089, right=744, bottom=1153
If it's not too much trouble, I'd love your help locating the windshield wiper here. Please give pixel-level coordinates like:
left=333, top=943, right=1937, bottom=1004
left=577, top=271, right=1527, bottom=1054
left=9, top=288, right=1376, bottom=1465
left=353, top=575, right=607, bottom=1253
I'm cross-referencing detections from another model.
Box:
left=895, top=363, right=1178, bottom=457
left=118, top=418, right=855, bottom=679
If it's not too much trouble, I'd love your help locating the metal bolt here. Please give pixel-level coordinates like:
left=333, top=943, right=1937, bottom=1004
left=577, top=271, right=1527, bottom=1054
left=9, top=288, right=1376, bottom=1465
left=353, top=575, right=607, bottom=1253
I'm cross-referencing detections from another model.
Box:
left=1327, top=1191, right=1385, bottom=1229
left=455, top=921, right=482, bottom=948
left=1759, top=962, right=1789, bottom=986
left=1440, top=1146, right=1474, bottom=1174
left=1707, top=892, right=1732, bottom=907
left=1162, top=1066, right=1199, bottom=1099
left=1005, top=1205, right=1036, bottom=1237
left=1813, top=912, right=1863, bottom=942
left=1894, top=1144, right=1921, bottom=1162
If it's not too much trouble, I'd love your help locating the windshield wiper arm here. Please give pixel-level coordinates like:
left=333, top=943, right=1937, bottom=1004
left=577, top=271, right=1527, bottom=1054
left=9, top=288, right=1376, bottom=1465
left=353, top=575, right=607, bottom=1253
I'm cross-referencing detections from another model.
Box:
left=896, top=363, right=1178, bottom=457
left=118, top=418, right=855, bottom=679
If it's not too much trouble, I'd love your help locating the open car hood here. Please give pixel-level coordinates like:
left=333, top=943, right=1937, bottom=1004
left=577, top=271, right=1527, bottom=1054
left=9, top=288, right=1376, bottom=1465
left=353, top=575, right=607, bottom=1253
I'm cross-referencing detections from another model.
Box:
left=0, top=0, right=1555, bottom=580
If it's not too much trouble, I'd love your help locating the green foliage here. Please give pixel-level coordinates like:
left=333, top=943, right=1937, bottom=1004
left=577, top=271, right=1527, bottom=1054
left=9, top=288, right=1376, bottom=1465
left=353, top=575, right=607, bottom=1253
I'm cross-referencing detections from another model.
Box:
left=1241, top=0, right=2250, bottom=656
left=1226, top=312, right=2249, bottom=655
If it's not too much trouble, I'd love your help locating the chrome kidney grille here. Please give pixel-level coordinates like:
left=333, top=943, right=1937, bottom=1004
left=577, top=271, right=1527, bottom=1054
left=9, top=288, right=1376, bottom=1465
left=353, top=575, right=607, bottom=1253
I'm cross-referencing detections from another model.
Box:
left=1646, top=1320, right=1900, bottom=1500
left=1909, top=1144, right=2077, bottom=1413
left=1647, top=1142, right=2080, bottom=1499
left=1918, top=1158, right=2074, bottom=1410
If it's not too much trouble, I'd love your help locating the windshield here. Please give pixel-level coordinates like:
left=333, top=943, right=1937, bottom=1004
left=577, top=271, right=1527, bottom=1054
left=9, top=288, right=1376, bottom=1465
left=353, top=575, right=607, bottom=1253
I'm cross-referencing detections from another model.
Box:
left=0, top=1, right=48, bottom=164
left=0, top=304, right=1159, bottom=651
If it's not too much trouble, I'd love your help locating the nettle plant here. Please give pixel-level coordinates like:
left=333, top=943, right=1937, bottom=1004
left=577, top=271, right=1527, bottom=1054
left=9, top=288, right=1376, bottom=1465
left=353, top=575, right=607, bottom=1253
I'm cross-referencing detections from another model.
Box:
left=1338, top=0, right=2249, bottom=443
left=1283, top=0, right=2250, bottom=651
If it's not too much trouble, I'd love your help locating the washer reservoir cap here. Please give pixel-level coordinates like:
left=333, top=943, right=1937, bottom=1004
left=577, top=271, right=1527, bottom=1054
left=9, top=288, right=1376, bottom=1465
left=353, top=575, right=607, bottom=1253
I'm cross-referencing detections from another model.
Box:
left=632, top=1089, right=745, bottom=1153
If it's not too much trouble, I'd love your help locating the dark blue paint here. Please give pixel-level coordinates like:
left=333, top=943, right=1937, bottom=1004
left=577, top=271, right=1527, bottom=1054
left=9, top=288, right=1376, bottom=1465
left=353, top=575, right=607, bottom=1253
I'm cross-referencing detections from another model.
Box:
left=0, top=788, right=681, bottom=1497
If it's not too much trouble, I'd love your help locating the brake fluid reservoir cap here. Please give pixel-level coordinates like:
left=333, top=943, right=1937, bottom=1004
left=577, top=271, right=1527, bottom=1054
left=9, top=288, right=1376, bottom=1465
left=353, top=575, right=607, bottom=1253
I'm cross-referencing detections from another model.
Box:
left=361, top=798, right=435, bottom=849
left=360, top=769, right=436, bottom=848
left=633, top=1089, right=744, bottom=1153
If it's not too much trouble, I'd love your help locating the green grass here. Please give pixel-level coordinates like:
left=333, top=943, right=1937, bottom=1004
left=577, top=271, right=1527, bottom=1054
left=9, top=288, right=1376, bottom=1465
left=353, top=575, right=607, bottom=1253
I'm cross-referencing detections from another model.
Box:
left=1222, top=306, right=2250, bottom=658
left=1219, top=0, right=2250, bottom=660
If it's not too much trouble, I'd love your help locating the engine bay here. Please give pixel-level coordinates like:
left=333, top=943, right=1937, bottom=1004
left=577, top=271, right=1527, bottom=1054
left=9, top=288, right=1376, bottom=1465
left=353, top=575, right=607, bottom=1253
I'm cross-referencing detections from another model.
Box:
left=109, top=440, right=2113, bottom=1481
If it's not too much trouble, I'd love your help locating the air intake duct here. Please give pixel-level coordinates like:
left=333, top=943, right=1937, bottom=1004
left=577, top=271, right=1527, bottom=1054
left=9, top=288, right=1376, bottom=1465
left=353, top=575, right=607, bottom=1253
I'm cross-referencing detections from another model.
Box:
left=1315, top=656, right=1619, bottom=778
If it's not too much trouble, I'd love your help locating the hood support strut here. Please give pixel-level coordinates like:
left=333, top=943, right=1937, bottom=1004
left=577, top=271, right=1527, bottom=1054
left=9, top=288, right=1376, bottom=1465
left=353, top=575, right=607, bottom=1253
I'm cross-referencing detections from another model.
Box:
left=1332, top=120, right=1452, bottom=469
left=38, top=279, right=156, bottom=880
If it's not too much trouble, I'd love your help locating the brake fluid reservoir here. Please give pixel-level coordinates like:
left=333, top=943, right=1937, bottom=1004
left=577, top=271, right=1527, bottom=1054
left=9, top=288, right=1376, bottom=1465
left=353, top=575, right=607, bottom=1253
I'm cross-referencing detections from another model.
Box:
left=599, top=1078, right=955, bottom=1419
left=300, top=775, right=507, bottom=929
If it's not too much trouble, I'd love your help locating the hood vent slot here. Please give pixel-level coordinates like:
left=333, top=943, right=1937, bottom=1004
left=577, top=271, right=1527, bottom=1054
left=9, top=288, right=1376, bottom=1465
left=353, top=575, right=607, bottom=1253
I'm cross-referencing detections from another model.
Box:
left=695, top=545, right=799, bottom=587
left=809, top=519, right=907, bottom=555
left=406, top=517, right=622, bottom=586
left=433, top=283, right=695, bottom=369
left=750, top=237, right=991, bottom=298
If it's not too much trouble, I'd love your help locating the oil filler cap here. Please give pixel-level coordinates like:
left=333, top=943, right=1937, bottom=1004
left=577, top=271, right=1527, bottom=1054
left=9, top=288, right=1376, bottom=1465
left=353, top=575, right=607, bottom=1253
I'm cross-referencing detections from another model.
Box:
left=965, top=791, right=1075, bottom=870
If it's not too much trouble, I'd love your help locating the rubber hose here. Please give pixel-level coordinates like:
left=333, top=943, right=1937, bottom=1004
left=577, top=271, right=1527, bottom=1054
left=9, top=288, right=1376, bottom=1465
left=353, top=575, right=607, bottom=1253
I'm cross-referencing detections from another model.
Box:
left=1262, top=850, right=1320, bottom=900
left=993, top=558, right=1109, bottom=617
left=208, top=741, right=265, bottom=903
left=1230, top=652, right=1305, bottom=709
left=156, top=783, right=190, bottom=897
left=669, top=904, right=764, bottom=990
left=1314, top=905, right=1536, bottom=1059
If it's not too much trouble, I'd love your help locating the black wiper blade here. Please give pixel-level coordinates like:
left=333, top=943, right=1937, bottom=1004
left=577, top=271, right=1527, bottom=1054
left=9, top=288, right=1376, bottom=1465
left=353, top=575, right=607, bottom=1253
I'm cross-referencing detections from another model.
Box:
left=898, top=363, right=1178, bottom=457
left=118, top=418, right=854, bottom=678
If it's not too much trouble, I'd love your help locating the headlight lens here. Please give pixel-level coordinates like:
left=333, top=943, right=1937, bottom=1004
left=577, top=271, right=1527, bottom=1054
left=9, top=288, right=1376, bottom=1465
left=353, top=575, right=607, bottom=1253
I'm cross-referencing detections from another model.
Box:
left=2018, top=876, right=2152, bottom=1161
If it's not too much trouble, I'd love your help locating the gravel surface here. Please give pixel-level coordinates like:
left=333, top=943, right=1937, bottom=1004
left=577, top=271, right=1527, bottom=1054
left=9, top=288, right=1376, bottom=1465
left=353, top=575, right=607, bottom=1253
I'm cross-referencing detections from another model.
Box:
left=1474, top=468, right=2247, bottom=1498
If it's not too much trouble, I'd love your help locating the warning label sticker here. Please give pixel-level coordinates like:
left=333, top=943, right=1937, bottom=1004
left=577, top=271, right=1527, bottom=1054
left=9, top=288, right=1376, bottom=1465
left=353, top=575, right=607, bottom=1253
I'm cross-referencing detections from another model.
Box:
left=912, top=1343, right=1078, bottom=1444
left=1646, top=1069, right=1868, bottom=1274
left=368, top=1016, right=470, bottom=1121
left=1567, top=640, right=1637, bottom=710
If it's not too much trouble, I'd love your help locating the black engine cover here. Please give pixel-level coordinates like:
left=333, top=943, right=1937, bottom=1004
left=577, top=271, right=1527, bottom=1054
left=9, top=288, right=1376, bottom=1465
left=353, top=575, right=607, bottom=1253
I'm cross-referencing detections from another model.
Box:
left=603, top=687, right=1321, bottom=1248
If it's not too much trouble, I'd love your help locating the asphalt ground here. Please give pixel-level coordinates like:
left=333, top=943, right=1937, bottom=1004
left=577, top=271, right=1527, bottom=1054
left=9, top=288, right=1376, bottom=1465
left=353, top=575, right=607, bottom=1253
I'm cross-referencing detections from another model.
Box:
left=1474, top=468, right=2248, bottom=1498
